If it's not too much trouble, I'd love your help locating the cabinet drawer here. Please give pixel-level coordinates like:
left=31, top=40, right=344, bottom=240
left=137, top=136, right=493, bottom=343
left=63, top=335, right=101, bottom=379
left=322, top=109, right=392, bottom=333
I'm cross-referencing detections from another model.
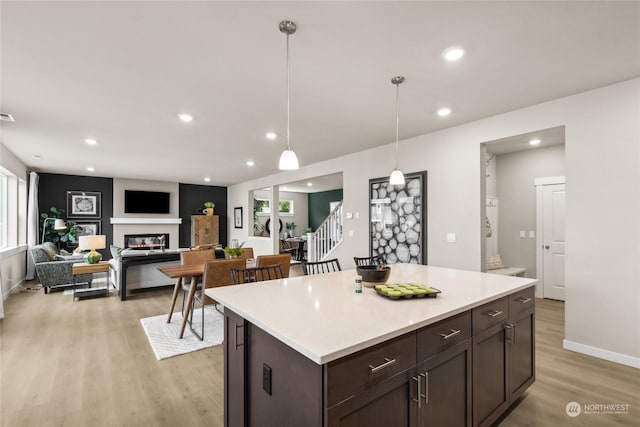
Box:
left=509, top=287, right=535, bottom=318
left=416, top=310, right=471, bottom=361
left=326, top=332, right=416, bottom=408
left=472, top=297, right=508, bottom=334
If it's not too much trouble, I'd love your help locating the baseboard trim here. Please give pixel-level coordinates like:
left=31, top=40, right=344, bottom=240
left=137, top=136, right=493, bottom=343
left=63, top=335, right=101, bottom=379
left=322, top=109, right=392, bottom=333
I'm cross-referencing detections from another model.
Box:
left=563, top=339, right=640, bottom=369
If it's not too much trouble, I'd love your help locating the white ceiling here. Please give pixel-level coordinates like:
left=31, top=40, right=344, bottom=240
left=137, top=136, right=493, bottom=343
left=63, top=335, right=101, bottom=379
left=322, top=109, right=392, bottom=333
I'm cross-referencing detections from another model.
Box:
left=1, top=2, right=638, bottom=186
left=485, top=126, right=565, bottom=156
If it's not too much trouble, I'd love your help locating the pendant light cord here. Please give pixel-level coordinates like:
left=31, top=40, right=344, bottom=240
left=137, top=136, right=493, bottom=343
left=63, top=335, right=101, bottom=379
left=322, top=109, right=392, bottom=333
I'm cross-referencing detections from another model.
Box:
left=286, top=32, right=291, bottom=151
left=395, top=81, right=400, bottom=169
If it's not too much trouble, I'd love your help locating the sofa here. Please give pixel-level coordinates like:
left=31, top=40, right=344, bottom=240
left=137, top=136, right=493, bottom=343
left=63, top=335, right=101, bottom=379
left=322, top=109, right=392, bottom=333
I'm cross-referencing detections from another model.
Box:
left=30, top=242, right=93, bottom=293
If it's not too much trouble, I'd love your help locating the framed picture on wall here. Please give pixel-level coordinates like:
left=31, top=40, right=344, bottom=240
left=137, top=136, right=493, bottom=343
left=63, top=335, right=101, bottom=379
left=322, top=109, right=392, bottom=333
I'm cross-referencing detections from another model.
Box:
left=234, top=207, right=243, bottom=229
left=369, top=170, right=427, bottom=264
left=74, top=220, right=101, bottom=237
left=67, top=191, right=101, bottom=218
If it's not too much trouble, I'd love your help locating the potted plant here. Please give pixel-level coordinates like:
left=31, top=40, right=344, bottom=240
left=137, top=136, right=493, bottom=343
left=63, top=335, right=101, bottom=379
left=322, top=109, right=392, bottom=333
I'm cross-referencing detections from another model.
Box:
left=40, top=207, right=81, bottom=250
left=285, top=222, right=297, bottom=238
left=223, top=241, right=245, bottom=258
left=203, top=201, right=215, bottom=216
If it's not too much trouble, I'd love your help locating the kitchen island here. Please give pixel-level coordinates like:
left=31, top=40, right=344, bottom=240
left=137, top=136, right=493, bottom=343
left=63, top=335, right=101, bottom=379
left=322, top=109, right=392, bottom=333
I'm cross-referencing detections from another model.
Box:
left=206, top=264, right=537, bottom=427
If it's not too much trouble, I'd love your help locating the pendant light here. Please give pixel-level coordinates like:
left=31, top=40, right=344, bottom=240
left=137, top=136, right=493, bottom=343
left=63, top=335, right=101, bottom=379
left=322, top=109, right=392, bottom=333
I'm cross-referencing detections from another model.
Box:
left=389, top=76, right=405, bottom=185
left=278, top=20, right=299, bottom=170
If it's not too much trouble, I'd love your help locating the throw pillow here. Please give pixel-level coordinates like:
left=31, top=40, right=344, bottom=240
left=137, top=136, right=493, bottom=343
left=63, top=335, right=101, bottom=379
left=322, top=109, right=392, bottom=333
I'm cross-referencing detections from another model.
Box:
left=110, top=245, right=124, bottom=259
left=486, top=255, right=504, bottom=270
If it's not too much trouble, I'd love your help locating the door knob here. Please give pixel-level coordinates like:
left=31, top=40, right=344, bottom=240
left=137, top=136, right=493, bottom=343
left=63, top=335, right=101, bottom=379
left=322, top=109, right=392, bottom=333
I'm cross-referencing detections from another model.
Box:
left=544, top=245, right=550, bottom=249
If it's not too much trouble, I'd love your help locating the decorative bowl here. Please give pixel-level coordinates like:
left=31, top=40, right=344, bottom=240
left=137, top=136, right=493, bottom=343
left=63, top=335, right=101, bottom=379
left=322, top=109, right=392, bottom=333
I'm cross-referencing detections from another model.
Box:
left=356, top=265, right=391, bottom=287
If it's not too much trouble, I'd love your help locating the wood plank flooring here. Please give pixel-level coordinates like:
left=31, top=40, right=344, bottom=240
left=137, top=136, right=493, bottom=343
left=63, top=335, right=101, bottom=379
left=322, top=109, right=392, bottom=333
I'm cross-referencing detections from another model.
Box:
left=1, top=284, right=638, bottom=426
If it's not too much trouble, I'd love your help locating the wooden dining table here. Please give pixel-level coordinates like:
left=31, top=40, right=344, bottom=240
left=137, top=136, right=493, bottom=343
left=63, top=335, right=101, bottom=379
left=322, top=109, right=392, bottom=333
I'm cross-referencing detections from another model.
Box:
left=159, top=264, right=206, bottom=339
left=159, top=259, right=255, bottom=339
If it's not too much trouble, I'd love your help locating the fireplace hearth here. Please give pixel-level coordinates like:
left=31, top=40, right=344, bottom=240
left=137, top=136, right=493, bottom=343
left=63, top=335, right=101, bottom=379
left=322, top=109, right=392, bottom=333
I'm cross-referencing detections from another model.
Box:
left=124, top=233, right=169, bottom=251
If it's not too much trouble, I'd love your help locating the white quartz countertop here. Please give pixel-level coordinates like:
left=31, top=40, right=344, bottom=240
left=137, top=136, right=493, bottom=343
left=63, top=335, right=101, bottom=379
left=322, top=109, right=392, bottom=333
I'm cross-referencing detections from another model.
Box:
left=206, top=264, right=536, bottom=364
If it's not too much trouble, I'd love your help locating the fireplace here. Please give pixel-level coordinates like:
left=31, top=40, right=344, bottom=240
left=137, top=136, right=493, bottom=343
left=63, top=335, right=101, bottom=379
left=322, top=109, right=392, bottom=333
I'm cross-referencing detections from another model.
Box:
left=124, top=233, right=170, bottom=251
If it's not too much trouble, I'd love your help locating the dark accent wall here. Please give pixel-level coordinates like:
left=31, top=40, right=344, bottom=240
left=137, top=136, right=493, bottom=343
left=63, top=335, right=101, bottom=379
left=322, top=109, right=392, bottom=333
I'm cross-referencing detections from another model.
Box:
left=179, top=183, right=228, bottom=248
left=38, top=173, right=114, bottom=258
left=308, top=189, right=343, bottom=231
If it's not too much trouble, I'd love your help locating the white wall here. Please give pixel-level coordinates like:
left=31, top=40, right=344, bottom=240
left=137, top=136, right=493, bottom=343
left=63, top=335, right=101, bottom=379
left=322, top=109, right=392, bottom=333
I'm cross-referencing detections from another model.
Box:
left=496, top=145, right=565, bottom=278
left=228, top=78, right=640, bottom=366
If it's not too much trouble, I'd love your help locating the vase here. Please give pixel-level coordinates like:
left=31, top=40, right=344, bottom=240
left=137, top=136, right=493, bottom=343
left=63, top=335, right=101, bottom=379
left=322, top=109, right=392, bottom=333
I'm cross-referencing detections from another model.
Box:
left=204, top=208, right=214, bottom=216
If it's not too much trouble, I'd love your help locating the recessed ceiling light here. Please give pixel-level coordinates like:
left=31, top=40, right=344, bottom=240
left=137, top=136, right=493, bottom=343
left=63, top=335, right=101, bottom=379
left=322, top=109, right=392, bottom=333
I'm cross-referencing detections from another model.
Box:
left=204, top=177, right=211, bottom=182
left=437, top=107, right=452, bottom=117
left=246, top=160, right=255, bottom=167
left=178, top=113, right=193, bottom=122
left=87, top=167, right=95, bottom=172
left=84, top=139, right=97, bottom=145
left=442, top=46, right=465, bottom=62
left=307, top=182, right=313, bottom=187
left=529, top=139, right=541, bottom=146
left=263, top=187, right=270, bottom=191
left=33, top=154, right=42, bottom=159
left=265, top=132, right=277, bottom=140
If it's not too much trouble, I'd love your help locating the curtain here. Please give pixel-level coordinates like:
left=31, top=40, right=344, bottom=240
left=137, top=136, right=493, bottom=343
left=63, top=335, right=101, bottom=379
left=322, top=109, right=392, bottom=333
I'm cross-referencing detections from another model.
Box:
left=26, top=171, right=39, bottom=280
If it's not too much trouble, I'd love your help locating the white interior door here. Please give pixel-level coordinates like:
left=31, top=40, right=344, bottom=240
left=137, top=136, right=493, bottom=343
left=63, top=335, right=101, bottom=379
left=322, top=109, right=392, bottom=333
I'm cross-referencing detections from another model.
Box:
left=541, top=183, right=566, bottom=300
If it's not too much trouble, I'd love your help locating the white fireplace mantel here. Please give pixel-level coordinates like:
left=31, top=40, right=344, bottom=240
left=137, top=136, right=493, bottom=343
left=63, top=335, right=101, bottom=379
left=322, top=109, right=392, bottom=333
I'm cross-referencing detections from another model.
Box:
left=110, top=217, right=182, bottom=225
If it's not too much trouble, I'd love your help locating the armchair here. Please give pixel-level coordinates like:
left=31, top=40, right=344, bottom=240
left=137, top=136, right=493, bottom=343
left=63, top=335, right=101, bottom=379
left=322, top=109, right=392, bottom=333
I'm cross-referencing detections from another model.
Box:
left=30, top=242, right=92, bottom=294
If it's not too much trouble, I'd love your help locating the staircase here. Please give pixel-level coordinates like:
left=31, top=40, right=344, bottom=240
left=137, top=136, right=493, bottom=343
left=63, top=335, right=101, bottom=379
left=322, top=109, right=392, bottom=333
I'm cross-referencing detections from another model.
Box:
left=306, top=201, right=343, bottom=262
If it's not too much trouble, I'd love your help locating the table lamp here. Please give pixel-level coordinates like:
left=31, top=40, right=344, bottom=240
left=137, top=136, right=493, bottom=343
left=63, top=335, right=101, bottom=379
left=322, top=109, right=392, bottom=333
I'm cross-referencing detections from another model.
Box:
left=79, top=235, right=106, bottom=264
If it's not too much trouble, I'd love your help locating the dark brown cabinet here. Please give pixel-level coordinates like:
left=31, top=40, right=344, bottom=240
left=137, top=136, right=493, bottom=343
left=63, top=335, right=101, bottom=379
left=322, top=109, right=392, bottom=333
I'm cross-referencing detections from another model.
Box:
left=472, top=288, right=536, bottom=427
left=327, top=368, right=417, bottom=427
left=224, top=309, right=246, bottom=427
left=507, top=288, right=535, bottom=402
left=417, top=339, right=472, bottom=427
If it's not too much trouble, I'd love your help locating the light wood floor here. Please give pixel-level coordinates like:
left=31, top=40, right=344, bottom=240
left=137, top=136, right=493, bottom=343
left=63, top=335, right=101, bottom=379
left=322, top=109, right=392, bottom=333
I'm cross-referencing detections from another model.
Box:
left=1, top=283, right=638, bottom=427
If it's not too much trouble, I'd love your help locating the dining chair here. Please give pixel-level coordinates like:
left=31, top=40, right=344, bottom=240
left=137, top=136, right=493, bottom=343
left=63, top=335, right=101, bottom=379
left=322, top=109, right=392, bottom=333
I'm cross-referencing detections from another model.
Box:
left=280, top=239, right=297, bottom=258
left=353, top=254, right=386, bottom=267
left=186, top=258, right=245, bottom=340
left=231, top=264, right=284, bottom=284
left=301, top=258, right=342, bottom=275
left=256, top=253, right=292, bottom=278
left=178, top=249, right=215, bottom=317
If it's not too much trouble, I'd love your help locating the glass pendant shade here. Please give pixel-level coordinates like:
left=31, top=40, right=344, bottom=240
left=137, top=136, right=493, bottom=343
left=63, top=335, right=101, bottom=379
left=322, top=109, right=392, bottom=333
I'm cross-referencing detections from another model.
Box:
left=279, top=148, right=299, bottom=170
left=389, top=168, right=405, bottom=185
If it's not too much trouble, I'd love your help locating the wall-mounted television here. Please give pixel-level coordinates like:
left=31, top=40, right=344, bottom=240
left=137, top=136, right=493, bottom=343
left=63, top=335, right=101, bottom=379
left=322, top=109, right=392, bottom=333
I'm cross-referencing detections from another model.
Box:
left=124, top=190, right=171, bottom=214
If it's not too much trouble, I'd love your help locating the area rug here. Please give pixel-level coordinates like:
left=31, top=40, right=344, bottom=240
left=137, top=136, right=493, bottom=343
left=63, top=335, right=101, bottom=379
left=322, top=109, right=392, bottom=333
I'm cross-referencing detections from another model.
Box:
left=140, top=307, right=224, bottom=360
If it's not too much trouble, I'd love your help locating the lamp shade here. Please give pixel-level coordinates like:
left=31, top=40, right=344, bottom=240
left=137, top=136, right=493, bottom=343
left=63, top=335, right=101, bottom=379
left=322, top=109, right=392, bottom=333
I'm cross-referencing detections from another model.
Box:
left=389, top=169, right=406, bottom=186
left=53, top=219, right=67, bottom=231
left=79, top=235, right=106, bottom=251
left=279, top=149, right=299, bottom=170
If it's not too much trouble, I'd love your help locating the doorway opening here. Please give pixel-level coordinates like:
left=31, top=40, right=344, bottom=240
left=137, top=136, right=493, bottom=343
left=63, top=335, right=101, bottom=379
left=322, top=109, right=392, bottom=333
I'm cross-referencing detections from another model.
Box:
left=480, top=126, right=565, bottom=300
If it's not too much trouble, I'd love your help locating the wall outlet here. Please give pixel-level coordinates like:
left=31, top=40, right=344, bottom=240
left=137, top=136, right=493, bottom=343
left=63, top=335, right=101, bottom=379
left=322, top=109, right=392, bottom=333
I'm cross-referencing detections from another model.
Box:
left=348, top=230, right=354, bottom=237
left=446, top=233, right=456, bottom=243
left=519, top=231, right=526, bottom=238
left=263, top=364, right=272, bottom=395
left=529, top=230, right=535, bottom=238
left=346, top=212, right=353, bottom=220
left=355, top=212, right=359, bottom=219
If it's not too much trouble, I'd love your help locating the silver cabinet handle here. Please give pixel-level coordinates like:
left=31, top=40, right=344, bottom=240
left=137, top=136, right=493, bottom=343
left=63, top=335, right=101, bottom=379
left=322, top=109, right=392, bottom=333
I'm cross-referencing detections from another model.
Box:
left=412, top=376, right=422, bottom=408
left=421, top=372, right=429, bottom=404
left=369, top=357, right=396, bottom=374
left=486, top=310, right=504, bottom=318
left=234, top=323, right=244, bottom=349
left=517, top=297, right=532, bottom=304
left=440, top=328, right=461, bottom=340
left=505, top=323, right=513, bottom=344
left=512, top=322, right=517, bottom=345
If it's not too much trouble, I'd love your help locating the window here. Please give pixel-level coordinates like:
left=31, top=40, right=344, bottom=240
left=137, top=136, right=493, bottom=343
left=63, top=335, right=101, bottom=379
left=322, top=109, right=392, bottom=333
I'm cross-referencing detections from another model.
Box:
left=0, top=173, right=6, bottom=248
left=254, top=197, right=295, bottom=216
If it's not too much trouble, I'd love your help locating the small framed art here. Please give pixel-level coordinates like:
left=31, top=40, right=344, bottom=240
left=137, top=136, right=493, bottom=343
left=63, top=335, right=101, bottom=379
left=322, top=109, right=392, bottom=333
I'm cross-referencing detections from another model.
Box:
left=234, top=207, right=243, bottom=229
left=67, top=191, right=101, bottom=218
